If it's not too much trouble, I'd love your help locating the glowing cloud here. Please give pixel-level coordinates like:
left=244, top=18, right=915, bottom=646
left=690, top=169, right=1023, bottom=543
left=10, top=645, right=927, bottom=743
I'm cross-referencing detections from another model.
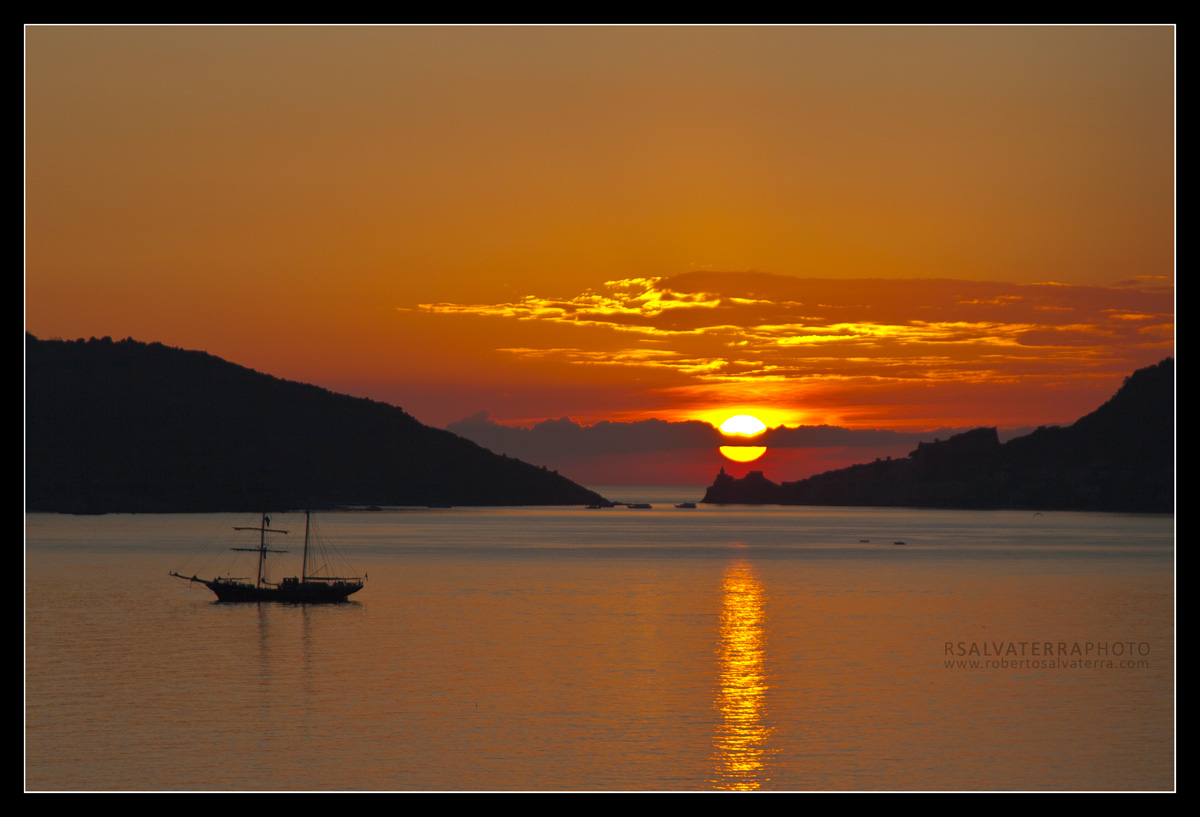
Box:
left=414, top=272, right=1173, bottom=428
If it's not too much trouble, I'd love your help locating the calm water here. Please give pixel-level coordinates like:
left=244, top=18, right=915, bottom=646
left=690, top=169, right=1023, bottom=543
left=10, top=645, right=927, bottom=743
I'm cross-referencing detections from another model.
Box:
left=25, top=494, right=1175, bottom=790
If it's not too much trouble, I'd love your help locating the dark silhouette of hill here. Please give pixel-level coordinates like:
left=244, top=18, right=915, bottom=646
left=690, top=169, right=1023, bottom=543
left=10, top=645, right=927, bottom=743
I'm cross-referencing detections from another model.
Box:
left=703, top=358, right=1174, bottom=513
left=25, top=334, right=608, bottom=512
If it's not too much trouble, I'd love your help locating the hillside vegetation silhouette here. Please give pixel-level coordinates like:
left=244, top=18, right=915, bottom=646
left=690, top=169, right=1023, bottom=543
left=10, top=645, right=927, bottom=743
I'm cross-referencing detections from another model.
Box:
left=25, top=334, right=607, bottom=512
left=703, top=358, right=1174, bottom=513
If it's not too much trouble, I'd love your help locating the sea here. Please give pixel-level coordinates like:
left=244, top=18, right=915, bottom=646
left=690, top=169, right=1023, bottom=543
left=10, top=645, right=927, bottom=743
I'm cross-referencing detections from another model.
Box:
left=24, top=488, right=1176, bottom=791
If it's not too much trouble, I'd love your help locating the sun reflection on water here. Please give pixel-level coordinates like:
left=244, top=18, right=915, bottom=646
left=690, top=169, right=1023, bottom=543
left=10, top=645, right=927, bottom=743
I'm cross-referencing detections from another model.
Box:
left=712, top=559, right=772, bottom=790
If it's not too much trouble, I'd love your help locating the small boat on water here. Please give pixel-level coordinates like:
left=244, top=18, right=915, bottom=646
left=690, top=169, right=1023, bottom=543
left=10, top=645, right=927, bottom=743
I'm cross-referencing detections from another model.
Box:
left=171, top=511, right=364, bottom=603
left=675, top=502, right=697, bottom=509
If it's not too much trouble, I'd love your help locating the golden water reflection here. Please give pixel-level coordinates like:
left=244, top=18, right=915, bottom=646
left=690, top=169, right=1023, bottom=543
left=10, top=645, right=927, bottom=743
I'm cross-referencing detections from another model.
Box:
left=712, top=558, right=772, bottom=790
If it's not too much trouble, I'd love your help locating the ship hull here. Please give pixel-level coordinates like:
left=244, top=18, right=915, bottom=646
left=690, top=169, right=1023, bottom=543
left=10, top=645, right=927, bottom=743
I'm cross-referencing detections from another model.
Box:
left=204, top=579, right=363, bottom=604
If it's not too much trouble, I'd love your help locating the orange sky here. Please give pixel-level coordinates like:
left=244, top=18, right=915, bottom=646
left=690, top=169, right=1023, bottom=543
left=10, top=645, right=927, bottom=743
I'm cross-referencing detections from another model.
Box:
left=25, top=26, right=1175, bottom=439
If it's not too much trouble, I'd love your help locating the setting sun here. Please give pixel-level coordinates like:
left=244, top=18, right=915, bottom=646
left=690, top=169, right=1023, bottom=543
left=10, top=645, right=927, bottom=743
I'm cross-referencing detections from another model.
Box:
left=719, top=414, right=768, bottom=463
left=719, top=445, right=767, bottom=463
left=720, top=415, right=767, bottom=437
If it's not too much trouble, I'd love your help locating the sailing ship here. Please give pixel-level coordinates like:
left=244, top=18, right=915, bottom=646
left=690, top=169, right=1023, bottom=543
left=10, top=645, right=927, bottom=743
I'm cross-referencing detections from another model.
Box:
left=171, top=512, right=364, bottom=603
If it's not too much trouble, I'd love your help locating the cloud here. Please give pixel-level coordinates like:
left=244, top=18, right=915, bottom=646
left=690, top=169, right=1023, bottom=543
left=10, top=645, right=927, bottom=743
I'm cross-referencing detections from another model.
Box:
left=416, top=272, right=1174, bottom=402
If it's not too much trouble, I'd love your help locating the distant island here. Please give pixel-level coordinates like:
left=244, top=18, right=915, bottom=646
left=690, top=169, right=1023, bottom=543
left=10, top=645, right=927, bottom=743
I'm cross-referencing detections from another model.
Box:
left=703, top=358, right=1174, bottom=513
left=25, top=334, right=609, bottom=512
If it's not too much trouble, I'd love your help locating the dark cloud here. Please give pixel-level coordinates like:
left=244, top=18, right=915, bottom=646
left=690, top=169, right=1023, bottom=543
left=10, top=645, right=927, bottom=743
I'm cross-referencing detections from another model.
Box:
left=448, top=412, right=1027, bottom=468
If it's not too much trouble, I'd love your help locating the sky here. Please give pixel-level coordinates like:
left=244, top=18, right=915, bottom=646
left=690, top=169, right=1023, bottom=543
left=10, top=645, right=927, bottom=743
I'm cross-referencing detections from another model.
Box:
left=25, top=26, right=1175, bottom=483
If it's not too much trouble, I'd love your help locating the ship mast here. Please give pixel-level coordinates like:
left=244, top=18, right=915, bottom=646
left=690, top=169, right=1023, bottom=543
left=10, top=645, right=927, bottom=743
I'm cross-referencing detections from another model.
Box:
left=302, top=510, right=310, bottom=583
left=257, top=513, right=267, bottom=588
left=231, top=514, right=287, bottom=588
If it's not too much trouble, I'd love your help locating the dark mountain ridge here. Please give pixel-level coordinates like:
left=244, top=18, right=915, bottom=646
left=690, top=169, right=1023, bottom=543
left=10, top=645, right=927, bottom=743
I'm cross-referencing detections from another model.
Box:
left=703, top=358, right=1174, bottom=513
left=25, top=333, right=608, bottom=512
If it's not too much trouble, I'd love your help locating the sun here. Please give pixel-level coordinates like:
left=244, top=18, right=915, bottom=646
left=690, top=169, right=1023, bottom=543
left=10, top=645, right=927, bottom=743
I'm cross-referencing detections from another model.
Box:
left=719, top=445, right=767, bottom=463
left=719, top=415, right=767, bottom=437
left=718, top=414, right=768, bottom=463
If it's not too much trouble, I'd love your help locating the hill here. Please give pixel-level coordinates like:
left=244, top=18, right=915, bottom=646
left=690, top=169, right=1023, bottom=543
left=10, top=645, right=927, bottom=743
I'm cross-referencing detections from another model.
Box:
left=25, top=334, right=608, bottom=512
left=703, top=358, right=1174, bottom=513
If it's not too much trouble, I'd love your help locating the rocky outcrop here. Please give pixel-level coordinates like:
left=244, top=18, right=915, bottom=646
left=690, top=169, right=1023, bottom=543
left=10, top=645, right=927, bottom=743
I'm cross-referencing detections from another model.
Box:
left=702, top=359, right=1174, bottom=513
